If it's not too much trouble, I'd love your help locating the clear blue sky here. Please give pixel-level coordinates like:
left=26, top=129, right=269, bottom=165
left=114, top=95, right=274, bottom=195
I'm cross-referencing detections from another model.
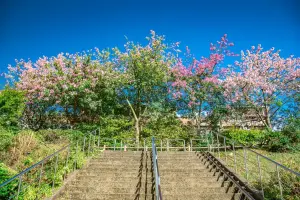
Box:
left=0, top=0, right=299, bottom=87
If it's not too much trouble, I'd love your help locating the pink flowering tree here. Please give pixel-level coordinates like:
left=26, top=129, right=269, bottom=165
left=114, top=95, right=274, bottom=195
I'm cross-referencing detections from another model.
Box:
left=224, top=45, right=300, bottom=129
left=170, top=34, right=236, bottom=131
left=113, top=30, right=178, bottom=143
left=6, top=49, right=116, bottom=127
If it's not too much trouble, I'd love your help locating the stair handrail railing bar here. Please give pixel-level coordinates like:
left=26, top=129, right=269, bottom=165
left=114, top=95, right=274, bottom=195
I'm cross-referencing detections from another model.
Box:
left=208, top=131, right=300, bottom=200
left=0, top=144, right=70, bottom=189
left=0, top=128, right=99, bottom=200
left=152, top=137, right=163, bottom=200
left=212, top=132, right=300, bottom=177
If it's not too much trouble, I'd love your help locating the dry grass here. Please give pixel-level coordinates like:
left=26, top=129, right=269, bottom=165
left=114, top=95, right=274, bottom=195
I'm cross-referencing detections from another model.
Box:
left=8, top=131, right=37, bottom=167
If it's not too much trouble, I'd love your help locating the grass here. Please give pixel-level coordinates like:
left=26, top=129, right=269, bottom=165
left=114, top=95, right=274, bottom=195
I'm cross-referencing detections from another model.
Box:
left=213, top=148, right=300, bottom=200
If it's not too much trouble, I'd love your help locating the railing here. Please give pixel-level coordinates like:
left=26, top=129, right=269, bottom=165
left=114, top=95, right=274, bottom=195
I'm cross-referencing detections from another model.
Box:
left=151, top=137, right=163, bottom=200
left=194, top=131, right=300, bottom=200
left=97, top=137, right=186, bottom=151
left=0, top=128, right=100, bottom=200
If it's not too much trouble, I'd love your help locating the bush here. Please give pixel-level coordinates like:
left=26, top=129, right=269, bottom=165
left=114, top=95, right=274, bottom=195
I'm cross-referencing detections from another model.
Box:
left=263, top=119, right=299, bottom=152
left=142, top=113, right=190, bottom=140
left=0, top=88, right=25, bottom=129
left=98, top=115, right=134, bottom=139
left=0, top=163, right=17, bottom=199
left=263, top=164, right=300, bottom=200
left=0, top=127, right=14, bottom=152
left=222, top=128, right=266, bottom=146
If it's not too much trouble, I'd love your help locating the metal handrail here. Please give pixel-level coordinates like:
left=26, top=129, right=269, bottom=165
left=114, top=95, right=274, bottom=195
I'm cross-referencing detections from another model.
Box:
left=152, top=137, right=163, bottom=200
left=0, top=144, right=70, bottom=188
left=0, top=128, right=100, bottom=199
left=215, top=132, right=300, bottom=177
left=201, top=151, right=258, bottom=200
left=206, top=131, right=300, bottom=200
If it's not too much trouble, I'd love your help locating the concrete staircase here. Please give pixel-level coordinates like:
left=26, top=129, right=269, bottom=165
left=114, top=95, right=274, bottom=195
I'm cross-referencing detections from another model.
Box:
left=55, top=151, right=154, bottom=200
left=158, top=151, right=241, bottom=200
left=54, top=151, right=241, bottom=200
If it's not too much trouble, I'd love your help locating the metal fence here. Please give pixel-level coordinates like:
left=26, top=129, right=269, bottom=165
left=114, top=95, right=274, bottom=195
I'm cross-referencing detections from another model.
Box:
left=201, top=131, right=300, bottom=200
left=96, top=138, right=187, bottom=151
left=0, top=128, right=101, bottom=200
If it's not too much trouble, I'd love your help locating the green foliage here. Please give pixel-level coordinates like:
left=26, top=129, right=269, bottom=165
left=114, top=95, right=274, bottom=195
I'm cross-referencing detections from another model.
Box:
left=142, top=113, right=190, bottom=140
left=100, top=115, right=134, bottom=139
left=222, top=128, right=266, bottom=146
left=37, top=129, right=84, bottom=143
left=263, top=166, right=300, bottom=200
left=0, top=127, right=14, bottom=152
left=0, top=163, right=17, bottom=199
left=0, top=88, right=25, bottom=129
left=265, top=119, right=300, bottom=152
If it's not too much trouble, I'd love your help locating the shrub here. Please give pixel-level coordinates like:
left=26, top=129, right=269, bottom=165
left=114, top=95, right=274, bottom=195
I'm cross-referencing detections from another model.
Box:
left=0, top=88, right=25, bottom=129
left=263, top=119, right=300, bottom=152
left=222, top=128, right=266, bottom=146
left=142, top=113, right=190, bottom=140
left=98, top=115, right=134, bottom=139
left=0, top=163, right=17, bottom=199
left=0, top=127, right=14, bottom=152
left=263, top=166, right=300, bottom=200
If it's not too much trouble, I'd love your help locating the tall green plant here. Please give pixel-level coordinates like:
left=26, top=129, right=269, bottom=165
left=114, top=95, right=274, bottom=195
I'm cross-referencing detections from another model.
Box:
left=0, top=87, right=25, bottom=129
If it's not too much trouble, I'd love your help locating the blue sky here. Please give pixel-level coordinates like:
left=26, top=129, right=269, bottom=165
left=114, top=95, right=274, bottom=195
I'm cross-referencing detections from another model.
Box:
left=0, top=0, right=299, bottom=87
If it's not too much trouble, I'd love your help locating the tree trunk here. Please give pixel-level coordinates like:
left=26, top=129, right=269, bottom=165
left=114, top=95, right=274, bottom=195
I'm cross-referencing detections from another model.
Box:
left=126, top=99, right=140, bottom=145
left=262, top=90, right=272, bottom=130
left=264, top=107, right=272, bottom=130
left=196, top=101, right=203, bottom=134
left=135, top=118, right=140, bottom=144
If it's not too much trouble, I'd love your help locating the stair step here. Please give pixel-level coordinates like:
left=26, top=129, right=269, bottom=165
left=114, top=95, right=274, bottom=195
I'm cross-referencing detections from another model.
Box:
left=75, top=175, right=153, bottom=182
left=77, top=171, right=148, bottom=177
left=160, top=176, right=225, bottom=183
left=58, top=192, right=154, bottom=200
left=159, top=171, right=212, bottom=177
left=160, top=186, right=235, bottom=194
left=84, top=167, right=153, bottom=173
left=53, top=150, right=247, bottom=200
left=64, top=185, right=153, bottom=194
left=161, top=193, right=241, bottom=200
left=68, top=180, right=153, bottom=188
left=159, top=166, right=206, bottom=170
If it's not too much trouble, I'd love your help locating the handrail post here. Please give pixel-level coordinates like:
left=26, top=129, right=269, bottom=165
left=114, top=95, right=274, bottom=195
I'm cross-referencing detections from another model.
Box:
left=190, top=139, right=193, bottom=152
left=216, top=134, right=220, bottom=159
left=243, top=147, right=249, bottom=181
left=256, top=154, right=264, bottom=198
left=16, top=175, right=22, bottom=199
left=276, top=165, right=283, bottom=200
left=167, top=139, right=169, bottom=151
left=152, top=137, right=162, bottom=200
left=224, top=137, right=227, bottom=163
left=183, top=140, right=186, bottom=151
left=114, top=139, right=116, bottom=151
left=211, top=133, right=215, bottom=155
left=160, top=139, right=162, bottom=151
left=64, top=145, right=70, bottom=179
left=83, top=136, right=86, bottom=154
left=88, top=134, right=91, bottom=157
left=74, top=140, right=78, bottom=170
left=52, top=154, right=59, bottom=189
left=98, top=127, right=100, bottom=147
left=206, top=133, right=209, bottom=151
left=232, top=142, right=237, bottom=173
